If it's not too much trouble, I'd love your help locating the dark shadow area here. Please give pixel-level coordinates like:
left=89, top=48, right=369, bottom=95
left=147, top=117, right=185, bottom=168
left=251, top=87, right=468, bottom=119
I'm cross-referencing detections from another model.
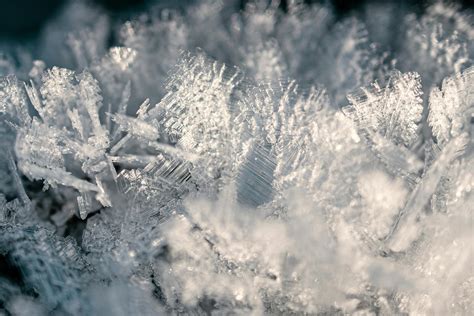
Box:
left=0, top=254, right=23, bottom=286
left=0, top=0, right=472, bottom=41
left=0, top=0, right=64, bottom=39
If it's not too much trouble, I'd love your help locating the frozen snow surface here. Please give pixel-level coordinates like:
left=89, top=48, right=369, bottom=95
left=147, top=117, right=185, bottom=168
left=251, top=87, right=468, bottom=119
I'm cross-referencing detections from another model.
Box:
left=0, top=0, right=473, bottom=315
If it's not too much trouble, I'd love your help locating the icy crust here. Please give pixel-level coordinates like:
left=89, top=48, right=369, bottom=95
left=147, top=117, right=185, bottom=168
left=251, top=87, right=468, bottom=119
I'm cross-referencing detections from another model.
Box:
left=0, top=0, right=472, bottom=315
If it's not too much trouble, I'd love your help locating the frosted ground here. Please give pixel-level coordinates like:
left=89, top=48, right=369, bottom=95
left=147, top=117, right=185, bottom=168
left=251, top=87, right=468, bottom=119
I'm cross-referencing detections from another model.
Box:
left=0, top=0, right=473, bottom=315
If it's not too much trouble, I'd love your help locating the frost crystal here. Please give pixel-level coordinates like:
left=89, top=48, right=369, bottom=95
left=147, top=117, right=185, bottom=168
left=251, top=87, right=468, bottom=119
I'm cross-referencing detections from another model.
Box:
left=0, top=0, right=473, bottom=315
left=428, top=66, right=474, bottom=146
left=345, top=71, right=423, bottom=147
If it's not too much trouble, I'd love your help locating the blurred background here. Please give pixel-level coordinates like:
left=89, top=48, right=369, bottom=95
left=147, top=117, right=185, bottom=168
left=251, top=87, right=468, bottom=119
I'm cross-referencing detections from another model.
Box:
left=0, top=0, right=472, bottom=39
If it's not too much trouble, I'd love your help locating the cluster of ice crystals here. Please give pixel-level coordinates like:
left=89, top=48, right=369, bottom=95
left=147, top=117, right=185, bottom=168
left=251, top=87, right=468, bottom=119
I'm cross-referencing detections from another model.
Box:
left=0, top=0, right=473, bottom=315
left=346, top=71, right=423, bottom=147
left=400, top=2, right=473, bottom=86
left=429, top=66, right=474, bottom=146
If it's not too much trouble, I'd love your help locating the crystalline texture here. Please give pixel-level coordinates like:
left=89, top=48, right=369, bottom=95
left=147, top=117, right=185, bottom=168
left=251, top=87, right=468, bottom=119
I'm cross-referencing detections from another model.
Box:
left=0, top=1, right=472, bottom=315
left=428, top=66, right=474, bottom=146
left=346, top=71, right=423, bottom=147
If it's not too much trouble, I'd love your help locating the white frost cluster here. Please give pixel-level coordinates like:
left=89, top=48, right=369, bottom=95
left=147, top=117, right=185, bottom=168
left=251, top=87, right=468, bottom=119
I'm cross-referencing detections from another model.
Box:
left=0, top=0, right=473, bottom=315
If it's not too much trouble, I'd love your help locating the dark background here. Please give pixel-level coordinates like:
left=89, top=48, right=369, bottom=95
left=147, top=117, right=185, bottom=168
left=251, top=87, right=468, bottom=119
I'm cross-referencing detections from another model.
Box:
left=0, top=0, right=472, bottom=40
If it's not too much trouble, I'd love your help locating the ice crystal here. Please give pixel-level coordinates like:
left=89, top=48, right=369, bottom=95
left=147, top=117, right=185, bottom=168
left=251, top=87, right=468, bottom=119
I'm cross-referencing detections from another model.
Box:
left=400, top=2, right=473, bottom=86
left=0, top=0, right=472, bottom=315
left=428, top=66, right=474, bottom=146
left=346, top=71, right=424, bottom=147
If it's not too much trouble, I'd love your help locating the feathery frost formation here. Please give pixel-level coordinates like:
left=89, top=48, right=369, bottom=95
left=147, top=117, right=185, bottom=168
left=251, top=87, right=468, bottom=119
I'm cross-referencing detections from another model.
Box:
left=0, top=0, right=473, bottom=315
